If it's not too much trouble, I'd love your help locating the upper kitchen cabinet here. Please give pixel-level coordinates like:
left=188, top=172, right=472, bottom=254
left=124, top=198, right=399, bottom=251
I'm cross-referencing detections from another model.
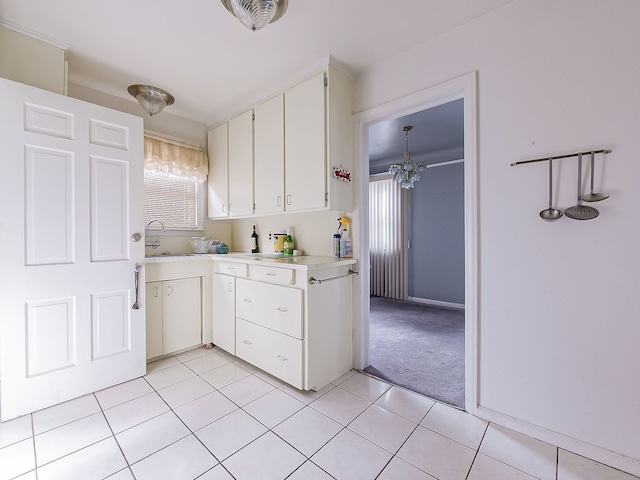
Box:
left=254, top=94, right=285, bottom=215
left=207, top=123, right=229, bottom=218
left=0, top=26, right=67, bottom=95
left=284, top=67, right=353, bottom=213
left=228, top=110, right=254, bottom=217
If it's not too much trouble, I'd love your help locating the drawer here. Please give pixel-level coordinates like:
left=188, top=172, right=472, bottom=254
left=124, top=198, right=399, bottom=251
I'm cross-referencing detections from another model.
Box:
left=236, top=278, right=303, bottom=339
left=251, top=265, right=294, bottom=285
left=236, top=318, right=303, bottom=389
left=216, top=261, right=248, bottom=277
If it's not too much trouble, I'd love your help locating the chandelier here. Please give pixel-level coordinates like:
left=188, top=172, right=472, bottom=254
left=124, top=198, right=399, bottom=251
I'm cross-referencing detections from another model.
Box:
left=221, top=0, right=288, bottom=32
left=127, top=85, right=174, bottom=116
left=388, top=125, right=426, bottom=189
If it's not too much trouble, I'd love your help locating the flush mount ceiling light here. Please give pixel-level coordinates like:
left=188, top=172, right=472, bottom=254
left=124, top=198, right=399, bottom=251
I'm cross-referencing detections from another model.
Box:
left=389, top=125, right=426, bottom=189
left=221, top=0, right=288, bottom=32
left=127, top=84, right=175, bottom=116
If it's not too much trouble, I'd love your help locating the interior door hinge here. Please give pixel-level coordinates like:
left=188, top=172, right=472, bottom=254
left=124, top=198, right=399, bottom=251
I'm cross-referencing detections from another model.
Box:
left=252, top=112, right=255, bottom=121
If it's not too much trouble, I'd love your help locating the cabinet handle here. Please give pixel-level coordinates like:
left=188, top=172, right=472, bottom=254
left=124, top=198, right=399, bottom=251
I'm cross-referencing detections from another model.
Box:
left=154, top=286, right=159, bottom=298
left=266, top=272, right=277, bottom=277
left=243, top=298, right=253, bottom=303
left=243, top=340, right=252, bottom=345
left=276, top=307, right=288, bottom=313
left=286, top=195, right=291, bottom=206
left=276, top=355, right=288, bottom=361
left=277, top=196, right=282, bottom=206
left=227, top=281, right=233, bottom=293
left=229, top=203, right=233, bottom=212
left=222, top=204, right=227, bottom=213
left=167, top=284, right=173, bottom=296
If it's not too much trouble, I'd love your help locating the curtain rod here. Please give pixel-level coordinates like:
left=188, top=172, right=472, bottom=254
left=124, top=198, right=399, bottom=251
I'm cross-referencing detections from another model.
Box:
left=144, top=130, right=204, bottom=150
left=511, top=148, right=612, bottom=166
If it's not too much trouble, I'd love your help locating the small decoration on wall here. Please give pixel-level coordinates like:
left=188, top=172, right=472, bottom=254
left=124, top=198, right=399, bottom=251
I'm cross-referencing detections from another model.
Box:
left=333, top=166, right=352, bottom=182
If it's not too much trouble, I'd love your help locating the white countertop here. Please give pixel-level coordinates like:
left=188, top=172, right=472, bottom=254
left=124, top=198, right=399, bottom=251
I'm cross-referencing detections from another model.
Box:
left=145, top=252, right=356, bottom=269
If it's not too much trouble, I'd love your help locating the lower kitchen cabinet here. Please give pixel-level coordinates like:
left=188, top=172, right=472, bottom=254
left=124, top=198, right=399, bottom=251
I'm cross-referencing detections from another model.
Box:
left=212, top=257, right=356, bottom=391
left=145, top=276, right=202, bottom=360
left=212, top=273, right=236, bottom=354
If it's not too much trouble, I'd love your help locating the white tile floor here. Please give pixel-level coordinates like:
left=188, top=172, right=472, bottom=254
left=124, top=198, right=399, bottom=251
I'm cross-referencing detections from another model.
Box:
left=1, top=346, right=638, bottom=480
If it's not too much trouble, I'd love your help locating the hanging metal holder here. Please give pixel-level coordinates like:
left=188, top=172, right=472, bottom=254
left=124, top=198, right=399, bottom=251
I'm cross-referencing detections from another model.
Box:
left=511, top=148, right=612, bottom=221
left=511, top=148, right=611, bottom=166
left=309, top=269, right=359, bottom=285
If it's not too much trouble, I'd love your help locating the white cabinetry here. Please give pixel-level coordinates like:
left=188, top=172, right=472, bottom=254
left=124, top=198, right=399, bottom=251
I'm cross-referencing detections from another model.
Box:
left=254, top=94, right=285, bottom=215
left=228, top=110, right=254, bottom=217
left=212, top=261, right=248, bottom=354
left=212, top=257, right=355, bottom=391
left=145, top=277, right=202, bottom=360
left=206, top=64, right=353, bottom=219
left=207, top=123, right=229, bottom=218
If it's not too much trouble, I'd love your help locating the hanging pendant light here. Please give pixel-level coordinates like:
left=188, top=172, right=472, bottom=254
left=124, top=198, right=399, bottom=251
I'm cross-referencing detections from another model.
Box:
left=127, top=85, right=174, bottom=116
left=221, top=0, right=288, bottom=31
left=389, top=125, right=426, bottom=189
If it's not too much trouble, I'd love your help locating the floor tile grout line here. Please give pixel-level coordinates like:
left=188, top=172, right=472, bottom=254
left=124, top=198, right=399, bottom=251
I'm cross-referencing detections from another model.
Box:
left=463, top=420, right=490, bottom=480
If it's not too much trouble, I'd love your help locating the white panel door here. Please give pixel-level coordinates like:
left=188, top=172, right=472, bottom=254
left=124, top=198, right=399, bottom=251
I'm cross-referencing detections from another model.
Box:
left=207, top=123, right=229, bottom=218
left=162, top=277, right=202, bottom=354
left=212, top=274, right=236, bottom=354
left=0, top=77, right=145, bottom=421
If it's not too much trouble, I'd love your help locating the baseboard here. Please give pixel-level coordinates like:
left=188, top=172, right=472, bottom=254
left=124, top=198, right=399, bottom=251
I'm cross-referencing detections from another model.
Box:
left=475, top=405, right=640, bottom=477
left=407, top=296, right=465, bottom=310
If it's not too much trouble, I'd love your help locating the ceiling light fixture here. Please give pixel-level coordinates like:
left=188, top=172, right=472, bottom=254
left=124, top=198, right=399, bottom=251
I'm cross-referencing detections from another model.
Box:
left=389, top=125, right=426, bottom=189
left=127, top=84, right=175, bottom=116
left=221, top=0, right=288, bottom=32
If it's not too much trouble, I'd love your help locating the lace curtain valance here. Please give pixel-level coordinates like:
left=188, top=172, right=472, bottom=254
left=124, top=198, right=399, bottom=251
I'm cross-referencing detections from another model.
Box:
left=144, top=135, right=208, bottom=181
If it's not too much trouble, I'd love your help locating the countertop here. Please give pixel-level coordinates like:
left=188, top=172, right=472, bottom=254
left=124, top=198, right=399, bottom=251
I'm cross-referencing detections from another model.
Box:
left=144, top=252, right=357, bottom=269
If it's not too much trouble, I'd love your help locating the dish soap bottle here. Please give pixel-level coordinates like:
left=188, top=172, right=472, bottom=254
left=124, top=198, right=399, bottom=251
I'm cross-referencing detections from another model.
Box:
left=251, top=225, right=259, bottom=253
left=333, top=225, right=341, bottom=258
left=283, top=228, right=294, bottom=256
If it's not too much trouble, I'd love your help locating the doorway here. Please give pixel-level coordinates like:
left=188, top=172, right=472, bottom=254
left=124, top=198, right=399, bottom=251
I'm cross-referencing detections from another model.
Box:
left=354, top=73, right=478, bottom=413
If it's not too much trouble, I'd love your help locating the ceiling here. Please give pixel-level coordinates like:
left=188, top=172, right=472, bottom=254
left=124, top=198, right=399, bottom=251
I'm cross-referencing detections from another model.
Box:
left=0, top=0, right=512, bottom=128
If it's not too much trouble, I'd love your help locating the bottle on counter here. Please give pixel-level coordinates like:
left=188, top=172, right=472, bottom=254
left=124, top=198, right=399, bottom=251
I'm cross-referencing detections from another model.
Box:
left=283, top=228, right=294, bottom=256
left=333, top=227, right=341, bottom=258
left=338, top=215, right=351, bottom=258
left=251, top=225, right=259, bottom=253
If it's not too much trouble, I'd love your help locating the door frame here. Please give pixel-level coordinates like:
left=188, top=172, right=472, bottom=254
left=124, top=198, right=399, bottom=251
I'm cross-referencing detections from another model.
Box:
left=353, top=72, right=478, bottom=413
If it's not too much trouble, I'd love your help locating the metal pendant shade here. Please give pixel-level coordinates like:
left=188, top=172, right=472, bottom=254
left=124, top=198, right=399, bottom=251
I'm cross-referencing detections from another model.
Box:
left=128, top=84, right=174, bottom=116
left=221, top=0, right=288, bottom=31
left=389, top=125, right=426, bottom=189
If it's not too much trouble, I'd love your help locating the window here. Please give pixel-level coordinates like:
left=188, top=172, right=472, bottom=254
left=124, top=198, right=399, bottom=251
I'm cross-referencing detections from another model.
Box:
left=143, top=135, right=208, bottom=231
left=144, top=171, right=200, bottom=230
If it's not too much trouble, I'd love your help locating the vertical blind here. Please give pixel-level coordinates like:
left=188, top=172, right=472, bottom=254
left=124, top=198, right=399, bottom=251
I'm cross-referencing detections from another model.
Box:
left=369, top=177, right=407, bottom=299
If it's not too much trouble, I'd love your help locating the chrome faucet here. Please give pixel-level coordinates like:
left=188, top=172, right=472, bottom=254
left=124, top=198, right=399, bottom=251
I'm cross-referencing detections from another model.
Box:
left=145, top=219, right=165, bottom=249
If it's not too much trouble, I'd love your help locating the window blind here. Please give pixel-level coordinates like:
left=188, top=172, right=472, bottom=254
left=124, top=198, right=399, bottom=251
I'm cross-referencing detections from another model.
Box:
left=144, top=170, right=199, bottom=230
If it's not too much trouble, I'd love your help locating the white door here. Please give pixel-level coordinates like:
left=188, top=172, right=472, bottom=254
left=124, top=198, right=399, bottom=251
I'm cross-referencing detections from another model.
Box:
left=228, top=110, right=254, bottom=216
left=0, top=77, right=145, bottom=421
left=254, top=94, right=284, bottom=215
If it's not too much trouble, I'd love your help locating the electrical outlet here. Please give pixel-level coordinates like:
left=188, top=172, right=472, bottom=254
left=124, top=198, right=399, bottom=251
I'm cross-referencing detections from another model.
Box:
left=268, top=230, right=273, bottom=241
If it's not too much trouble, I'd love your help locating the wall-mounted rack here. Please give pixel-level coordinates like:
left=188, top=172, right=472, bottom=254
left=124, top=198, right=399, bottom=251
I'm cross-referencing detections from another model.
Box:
left=511, top=148, right=612, bottom=221
left=511, top=148, right=611, bottom=167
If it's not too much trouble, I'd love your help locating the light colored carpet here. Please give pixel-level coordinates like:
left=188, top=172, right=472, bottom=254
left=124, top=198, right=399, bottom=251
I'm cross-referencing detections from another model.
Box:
left=364, top=295, right=465, bottom=408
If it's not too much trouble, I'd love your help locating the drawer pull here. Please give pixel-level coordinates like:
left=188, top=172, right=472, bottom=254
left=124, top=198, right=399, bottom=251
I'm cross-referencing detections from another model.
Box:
left=243, top=340, right=253, bottom=345
left=226, top=267, right=236, bottom=271
left=243, top=298, right=253, bottom=303
left=276, top=307, right=288, bottom=313
left=276, top=355, right=288, bottom=361
left=266, top=272, right=277, bottom=277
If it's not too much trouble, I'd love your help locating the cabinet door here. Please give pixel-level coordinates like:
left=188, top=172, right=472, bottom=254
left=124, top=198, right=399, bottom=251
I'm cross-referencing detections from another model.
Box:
left=236, top=278, right=302, bottom=339
left=207, top=123, right=229, bottom=218
left=145, top=281, right=164, bottom=360
left=236, top=318, right=303, bottom=389
left=284, top=72, right=327, bottom=211
left=213, top=274, right=236, bottom=354
left=228, top=110, right=254, bottom=217
left=254, top=94, right=285, bottom=215
left=163, top=277, right=202, bottom=353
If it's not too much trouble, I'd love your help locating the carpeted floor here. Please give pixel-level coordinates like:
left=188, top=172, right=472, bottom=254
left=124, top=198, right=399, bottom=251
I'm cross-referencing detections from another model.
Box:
left=364, top=295, right=465, bottom=409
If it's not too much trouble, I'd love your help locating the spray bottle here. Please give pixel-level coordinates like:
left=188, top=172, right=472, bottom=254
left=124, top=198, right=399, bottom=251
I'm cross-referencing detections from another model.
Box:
left=332, top=219, right=341, bottom=258
left=338, top=214, right=352, bottom=258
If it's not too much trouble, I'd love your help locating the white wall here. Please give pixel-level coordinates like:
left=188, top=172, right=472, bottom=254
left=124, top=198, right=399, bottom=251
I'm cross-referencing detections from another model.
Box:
left=354, top=0, right=640, bottom=473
